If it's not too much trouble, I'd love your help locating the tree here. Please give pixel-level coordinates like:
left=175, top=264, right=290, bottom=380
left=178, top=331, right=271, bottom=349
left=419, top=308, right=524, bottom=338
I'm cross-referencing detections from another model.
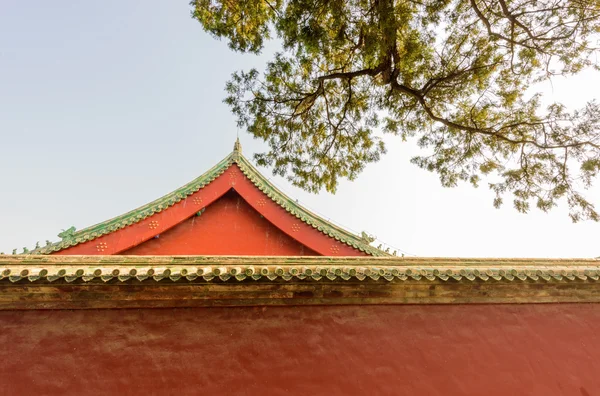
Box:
left=192, top=0, right=600, bottom=221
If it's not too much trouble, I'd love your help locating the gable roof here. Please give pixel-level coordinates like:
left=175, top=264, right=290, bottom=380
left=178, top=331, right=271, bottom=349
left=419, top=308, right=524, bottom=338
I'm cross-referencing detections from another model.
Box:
left=32, top=140, right=387, bottom=256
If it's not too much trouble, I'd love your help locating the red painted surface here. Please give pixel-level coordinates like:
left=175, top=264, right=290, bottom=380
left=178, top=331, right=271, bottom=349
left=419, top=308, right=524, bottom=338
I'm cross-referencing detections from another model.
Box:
left=56, top=166, right=365, bottom=256
left=122, top=191, right=318, bottom=256
left=0, top=304, right=598, bottom=395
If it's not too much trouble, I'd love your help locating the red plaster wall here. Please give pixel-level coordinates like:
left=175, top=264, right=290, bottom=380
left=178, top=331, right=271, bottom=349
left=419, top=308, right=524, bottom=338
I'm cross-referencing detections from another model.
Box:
left=122, top=191, right=318, bottom=256
left=1, top=304, right=599, bottom=396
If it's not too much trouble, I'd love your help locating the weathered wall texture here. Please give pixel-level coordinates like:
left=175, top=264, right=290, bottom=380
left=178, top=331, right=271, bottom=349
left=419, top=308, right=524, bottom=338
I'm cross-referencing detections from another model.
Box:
left=0, top=304, right=598, bottom=395
left=122, top=191, right=318, bottom=256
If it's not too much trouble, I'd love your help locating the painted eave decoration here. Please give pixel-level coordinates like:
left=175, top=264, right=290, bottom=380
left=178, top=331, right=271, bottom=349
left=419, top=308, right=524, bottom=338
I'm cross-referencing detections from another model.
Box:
left=29, top=140, right=387, bottom=257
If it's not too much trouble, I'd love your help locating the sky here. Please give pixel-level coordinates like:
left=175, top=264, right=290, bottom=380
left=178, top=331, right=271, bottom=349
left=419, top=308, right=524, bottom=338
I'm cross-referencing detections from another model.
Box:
left=0, top=0, right=599, bottom=258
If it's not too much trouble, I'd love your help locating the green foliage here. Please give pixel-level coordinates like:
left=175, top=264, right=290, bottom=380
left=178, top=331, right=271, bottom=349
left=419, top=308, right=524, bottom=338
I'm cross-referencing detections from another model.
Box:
left=192, top=0, right=600, bottom=221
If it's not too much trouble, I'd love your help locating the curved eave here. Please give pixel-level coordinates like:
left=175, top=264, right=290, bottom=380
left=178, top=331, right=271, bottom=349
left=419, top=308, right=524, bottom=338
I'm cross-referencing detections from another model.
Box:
left=31, top=153, right=235, bottom=255
left=235, top=155, right=387, bottom=256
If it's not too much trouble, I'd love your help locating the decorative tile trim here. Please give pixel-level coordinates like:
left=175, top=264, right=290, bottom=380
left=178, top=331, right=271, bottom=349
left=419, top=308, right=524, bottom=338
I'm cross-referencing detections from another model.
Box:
left=236, top=155, right=386, bottom=256
left=30, top=154, right=234, bottom=255
left=1, top=255, right=598, bottom=283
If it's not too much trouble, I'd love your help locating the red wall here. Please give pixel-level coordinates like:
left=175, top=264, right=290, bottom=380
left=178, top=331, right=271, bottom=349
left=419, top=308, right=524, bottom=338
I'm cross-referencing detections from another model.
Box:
left=1, top=304, right=598, bottom=395
left=122, top=190, right=318, bottom=256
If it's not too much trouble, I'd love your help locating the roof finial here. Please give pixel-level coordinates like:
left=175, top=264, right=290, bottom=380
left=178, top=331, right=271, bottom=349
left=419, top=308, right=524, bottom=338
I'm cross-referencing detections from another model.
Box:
left=233, top=137, right=242, bottom=154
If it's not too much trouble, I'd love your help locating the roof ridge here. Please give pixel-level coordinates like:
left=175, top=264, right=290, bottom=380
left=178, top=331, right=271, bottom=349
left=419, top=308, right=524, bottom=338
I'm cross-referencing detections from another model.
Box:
left=32, top=152, right=235, bottom=254
left=235, top=155, right=385, bottom=256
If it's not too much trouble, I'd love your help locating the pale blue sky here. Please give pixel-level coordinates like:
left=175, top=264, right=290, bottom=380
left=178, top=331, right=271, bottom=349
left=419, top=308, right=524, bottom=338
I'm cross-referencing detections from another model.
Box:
left=1, top=1, right=599, bottom=257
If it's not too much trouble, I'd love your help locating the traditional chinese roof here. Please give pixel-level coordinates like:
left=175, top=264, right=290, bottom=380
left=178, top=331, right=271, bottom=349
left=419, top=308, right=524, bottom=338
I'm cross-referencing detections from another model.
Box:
left=31, top=140, right=387, bottom=256
left=1, top=255, right=599, bottom=309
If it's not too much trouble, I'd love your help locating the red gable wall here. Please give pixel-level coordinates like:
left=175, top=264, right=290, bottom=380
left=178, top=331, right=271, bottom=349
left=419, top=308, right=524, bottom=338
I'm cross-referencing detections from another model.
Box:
left=122, top=191, right=318, bottom=256
left=54, top=166, right=367, bottom=256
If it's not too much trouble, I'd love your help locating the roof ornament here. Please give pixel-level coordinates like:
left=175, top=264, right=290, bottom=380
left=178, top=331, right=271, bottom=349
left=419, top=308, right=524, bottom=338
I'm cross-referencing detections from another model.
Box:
left=233, top=138, right=242, bottom=154
left=360, top=231, right=376, bottom=244
left=231, top=138, right=242, bottom=161
left=58, top=226, right=76, bottom=241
